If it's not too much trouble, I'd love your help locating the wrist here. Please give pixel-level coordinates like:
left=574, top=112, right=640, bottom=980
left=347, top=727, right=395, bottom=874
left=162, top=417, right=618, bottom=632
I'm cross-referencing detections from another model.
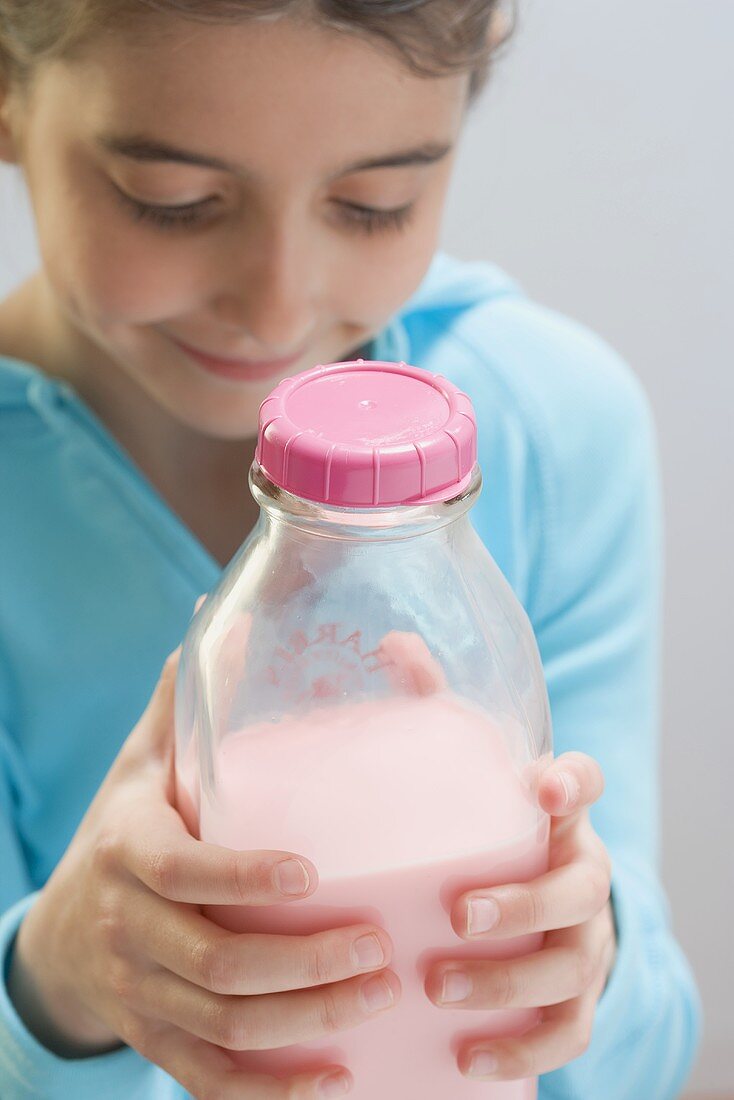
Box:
left=7, top=901, right=123, bottom=1058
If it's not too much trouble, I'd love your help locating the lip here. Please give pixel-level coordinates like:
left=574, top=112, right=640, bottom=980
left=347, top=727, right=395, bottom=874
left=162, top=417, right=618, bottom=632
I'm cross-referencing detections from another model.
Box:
left=170, top=335, right=305, bottom=381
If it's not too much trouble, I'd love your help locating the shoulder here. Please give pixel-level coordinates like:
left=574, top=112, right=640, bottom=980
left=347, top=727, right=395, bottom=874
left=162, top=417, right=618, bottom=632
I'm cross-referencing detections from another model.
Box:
left=409, top=252, right=655, bottom=457
left=404, top=250, right=655, bottom=532
left=402, top=254, right=661, bottom=609
left=0, top=353, right=43, bottom=403
left=0, top=354, right=77, bottom=462
left=0, top=355, right=75, bottom=528
left=0, top=353, right=57, bottom=424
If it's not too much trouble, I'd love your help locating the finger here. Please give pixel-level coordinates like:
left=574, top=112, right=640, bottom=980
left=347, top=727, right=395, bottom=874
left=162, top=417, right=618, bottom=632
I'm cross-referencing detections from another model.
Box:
left=134, top=966, right=400, bottom=1051
left=458, top=979, right=600, bottom=1081
left=193, top=593, right=208, bottom=616
left=537, top=752, right=605, bottom=819
left=124, top=890, right=392, bottom=995
left=453, top=854, right=611, bottom=939
left=127, top=1020, right=353, bottom=1098
left=455, top=912, right=611, bottom=1081
left=377, top=631, right=447, bottom=695
left=426, top=914, right=603, bottom=1011
left=425, top=944, right=589, bottom=1011
left=117, top=798, right=319, bottom=904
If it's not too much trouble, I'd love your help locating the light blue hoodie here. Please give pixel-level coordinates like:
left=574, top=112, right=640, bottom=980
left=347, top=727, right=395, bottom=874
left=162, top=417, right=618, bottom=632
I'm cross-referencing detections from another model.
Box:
left=0, top=252, right=702, bottom=1098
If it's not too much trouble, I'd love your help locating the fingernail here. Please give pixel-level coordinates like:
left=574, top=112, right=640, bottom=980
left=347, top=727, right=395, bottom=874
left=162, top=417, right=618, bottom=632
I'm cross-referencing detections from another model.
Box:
left=557, top=770, right=580, bottom=807
left=467, top=895, right=500, bottom=935
left=274, top=858, right=310, bottom=896
left=351, top=933, right=384, bottom=969
left=319, top=1072, right=351, bottom=1097
left=440, top=970, right=473, bottom=1003
left=360, top=974, right=394, bottom=1013
left=468, top=1050, right=499, bottom=1077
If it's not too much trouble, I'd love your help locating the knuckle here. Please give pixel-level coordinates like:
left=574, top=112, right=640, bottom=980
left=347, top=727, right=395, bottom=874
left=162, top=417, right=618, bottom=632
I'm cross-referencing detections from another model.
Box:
left=231, top=853, right=259, bottom=904
left=304, top=939, right=331, bottom=987
left=206, top=998, right=249, bottom=1050
left=318, top=987, right=342, bottom=1034
left=490, top=963, right=517, bottom=1008
left=108, top=957, right=141, bottom=1005
left=93, top=829, right=124, bottom=876
left=586, top=864, right=611, bottom=911
left=194, top=937, right=231, bottom=994
left=147, top=848, right=180, bottom=899
left=520, top=887, right=545, bottom=931
left=571, top=1024, right=592, bottom=1060
left=97, top=897, right=127, bottom=955
left=568, top=1008, right=594, bottom=1059
left=575, top=948, right=597, bottom=991
left=595, top=840, right=613, bottom=880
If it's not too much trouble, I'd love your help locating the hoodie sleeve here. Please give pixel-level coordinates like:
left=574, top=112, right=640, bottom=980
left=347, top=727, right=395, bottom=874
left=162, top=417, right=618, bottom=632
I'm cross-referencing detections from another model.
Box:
left=505, top=309, right=704, bottom=1100
left=0, top=723, right=178, bottom=1100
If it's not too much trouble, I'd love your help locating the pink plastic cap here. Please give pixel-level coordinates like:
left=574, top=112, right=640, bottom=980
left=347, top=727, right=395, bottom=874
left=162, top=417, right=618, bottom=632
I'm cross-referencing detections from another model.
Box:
left=255, top=359, right=478, bottom=507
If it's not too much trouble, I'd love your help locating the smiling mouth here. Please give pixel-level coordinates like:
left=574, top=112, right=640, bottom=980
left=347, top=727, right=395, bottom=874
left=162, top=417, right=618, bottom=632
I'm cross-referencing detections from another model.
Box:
left=168, top=334, right=307, bottom=381
left=174, top=336, right=304, bottom=365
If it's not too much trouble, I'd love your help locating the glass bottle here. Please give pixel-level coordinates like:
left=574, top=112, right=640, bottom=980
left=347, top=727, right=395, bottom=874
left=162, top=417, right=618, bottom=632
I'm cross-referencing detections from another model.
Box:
left=175, top=359, right=553, bottom=1099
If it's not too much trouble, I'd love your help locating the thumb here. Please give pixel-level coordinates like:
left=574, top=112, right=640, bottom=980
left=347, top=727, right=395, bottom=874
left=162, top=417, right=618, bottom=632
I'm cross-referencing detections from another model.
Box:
left=379, top=630, right=447, bottom=696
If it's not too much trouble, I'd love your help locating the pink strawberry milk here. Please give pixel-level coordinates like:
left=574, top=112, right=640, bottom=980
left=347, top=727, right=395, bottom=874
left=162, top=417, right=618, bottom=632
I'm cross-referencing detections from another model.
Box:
left=175, top=359, right=553, bottom=1098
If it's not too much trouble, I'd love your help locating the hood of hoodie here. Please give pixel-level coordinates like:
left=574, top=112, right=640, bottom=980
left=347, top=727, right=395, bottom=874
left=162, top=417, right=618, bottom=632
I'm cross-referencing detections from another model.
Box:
left=369, top=250, right=522, bottom=364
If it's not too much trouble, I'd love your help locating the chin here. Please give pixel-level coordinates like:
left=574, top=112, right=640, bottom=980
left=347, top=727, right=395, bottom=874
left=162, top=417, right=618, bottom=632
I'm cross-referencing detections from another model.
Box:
left=138, top=349, right=294, bottom=439
left=158, top=384, right=265, bottom=440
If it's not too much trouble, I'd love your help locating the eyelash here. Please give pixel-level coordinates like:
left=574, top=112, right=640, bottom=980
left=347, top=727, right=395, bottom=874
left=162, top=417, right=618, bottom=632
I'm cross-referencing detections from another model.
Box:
left=112, top=187, right=415, bottom=235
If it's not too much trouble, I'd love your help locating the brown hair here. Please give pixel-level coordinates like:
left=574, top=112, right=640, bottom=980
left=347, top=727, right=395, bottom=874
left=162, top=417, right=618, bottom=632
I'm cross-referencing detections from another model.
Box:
left=0, top=0, right=513, bottom=102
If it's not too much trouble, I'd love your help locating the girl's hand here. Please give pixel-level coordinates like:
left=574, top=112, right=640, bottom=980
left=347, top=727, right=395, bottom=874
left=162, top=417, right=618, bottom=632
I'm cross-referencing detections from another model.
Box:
left=424, top=751, right=616, bottom=1082
left=8, top=640, right=399, bottom=1100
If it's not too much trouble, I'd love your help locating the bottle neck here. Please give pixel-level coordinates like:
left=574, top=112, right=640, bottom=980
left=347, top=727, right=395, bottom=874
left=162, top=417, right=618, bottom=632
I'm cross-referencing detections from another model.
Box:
left=248, top=461, right=482, bottom=542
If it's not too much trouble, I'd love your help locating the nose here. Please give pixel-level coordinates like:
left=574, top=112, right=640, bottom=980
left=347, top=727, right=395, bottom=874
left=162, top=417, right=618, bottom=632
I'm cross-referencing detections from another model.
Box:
left=209, top=213, right=319, bottom=353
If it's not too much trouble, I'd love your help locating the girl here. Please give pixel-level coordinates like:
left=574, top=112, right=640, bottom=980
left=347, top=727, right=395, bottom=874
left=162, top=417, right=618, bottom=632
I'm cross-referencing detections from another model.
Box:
left=0, top=2, right=701, bottom=1098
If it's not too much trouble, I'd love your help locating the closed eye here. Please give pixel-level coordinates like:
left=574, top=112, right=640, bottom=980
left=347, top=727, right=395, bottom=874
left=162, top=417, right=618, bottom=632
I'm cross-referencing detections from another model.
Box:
left=111, top=183, right=414, bottom=235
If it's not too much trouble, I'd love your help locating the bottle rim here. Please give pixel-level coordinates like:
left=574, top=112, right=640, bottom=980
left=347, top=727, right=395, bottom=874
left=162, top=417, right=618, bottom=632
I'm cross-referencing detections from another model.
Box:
left=249, top=460, right=482, bottom=539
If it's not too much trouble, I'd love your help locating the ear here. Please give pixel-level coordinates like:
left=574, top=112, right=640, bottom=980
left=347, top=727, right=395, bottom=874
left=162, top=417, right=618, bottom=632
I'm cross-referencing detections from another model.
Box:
left=487, top=5, right=514, bottom=51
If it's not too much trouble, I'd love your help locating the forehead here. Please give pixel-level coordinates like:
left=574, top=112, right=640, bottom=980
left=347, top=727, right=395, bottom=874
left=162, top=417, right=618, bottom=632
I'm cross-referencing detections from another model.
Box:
left=54, top=14, right=467, bottom=177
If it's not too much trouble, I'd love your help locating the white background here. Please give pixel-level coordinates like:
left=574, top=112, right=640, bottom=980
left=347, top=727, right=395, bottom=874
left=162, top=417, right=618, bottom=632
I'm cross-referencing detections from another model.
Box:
left=1, top=0, right=731, bottom=1092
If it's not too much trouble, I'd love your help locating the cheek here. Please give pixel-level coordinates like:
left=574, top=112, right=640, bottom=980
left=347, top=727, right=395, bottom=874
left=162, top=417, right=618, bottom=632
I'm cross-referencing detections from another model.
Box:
left=338, top=215, right=443, bottom=326
left=30, top=162, right=198, bottom=325
left=45, top=222, right=198, bottom=324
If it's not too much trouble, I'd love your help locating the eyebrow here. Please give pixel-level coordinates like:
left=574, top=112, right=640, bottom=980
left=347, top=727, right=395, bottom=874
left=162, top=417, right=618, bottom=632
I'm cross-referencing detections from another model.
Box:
left=95, top=134, right=453, bottom=177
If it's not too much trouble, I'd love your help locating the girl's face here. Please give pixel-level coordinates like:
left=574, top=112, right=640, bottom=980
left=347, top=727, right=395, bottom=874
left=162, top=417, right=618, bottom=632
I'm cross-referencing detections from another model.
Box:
left=1, top=15, right=468, bottom=439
